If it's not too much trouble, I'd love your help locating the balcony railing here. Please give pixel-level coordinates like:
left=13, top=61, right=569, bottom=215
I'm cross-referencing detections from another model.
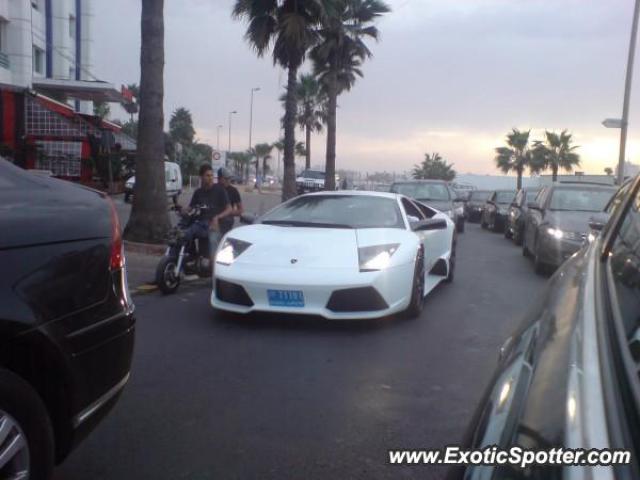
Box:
left=0, top=52, right=9, bottom=69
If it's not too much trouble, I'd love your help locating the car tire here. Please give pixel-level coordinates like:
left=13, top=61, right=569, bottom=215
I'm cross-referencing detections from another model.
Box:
left=522, top=233, right=531, bottom=257
left=0, top=368, right=55, bottom=480
left=444, top=240, right=456, bottom=283
left=403, top=251, right=425, bottom=319
left=480, top=215, right=488, bottom=229
left=155, top=256, right=181, bottom=294
left=513, top=227, right=523, bottom=245
left=504, top=226, right=512, bottom=239
left=533, top=246, right=547, bottom=275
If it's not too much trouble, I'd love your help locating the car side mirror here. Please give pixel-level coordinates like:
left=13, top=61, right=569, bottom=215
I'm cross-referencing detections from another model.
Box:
left=528, top=202, right=540, bottom=210
left=240, top=213, right=256, bottom=225
left=412, top=218, right=448, bottom=232
left=589, top=213, right=608, bottom=232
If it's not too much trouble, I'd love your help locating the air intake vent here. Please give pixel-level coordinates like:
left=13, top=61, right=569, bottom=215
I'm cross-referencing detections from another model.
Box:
left=216, top=280, right=254, bottom=307
left=326, top=287, right=388, bottom=312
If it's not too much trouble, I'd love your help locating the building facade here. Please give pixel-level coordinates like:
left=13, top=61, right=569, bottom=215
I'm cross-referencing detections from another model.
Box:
left=0, top=0, right=93, bottom=112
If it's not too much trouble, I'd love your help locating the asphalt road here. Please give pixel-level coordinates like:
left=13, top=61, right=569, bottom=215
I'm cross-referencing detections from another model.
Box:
left=54, top=222, right=547, bottom=480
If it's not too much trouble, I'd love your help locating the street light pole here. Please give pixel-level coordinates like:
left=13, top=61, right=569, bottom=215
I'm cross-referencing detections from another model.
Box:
left=617, top=0, right=640, bottom=185
left=248, top=87, right=261, bottom=152
left=228, top=111, right=237, bottom=153
left=216, top=124, right=223, bottom=151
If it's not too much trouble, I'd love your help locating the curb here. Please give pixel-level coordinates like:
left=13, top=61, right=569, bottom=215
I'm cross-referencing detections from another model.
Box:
left=124, top=240, right=166, bottom=256
left=130, top=276, right=210, bottom=296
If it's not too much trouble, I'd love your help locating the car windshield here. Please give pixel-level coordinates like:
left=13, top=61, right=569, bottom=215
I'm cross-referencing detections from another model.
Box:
left=261, top=195, right=404, bottom=229
left=549, top=188, right=616, bottom=212
left=391, top=183, right=450, bottom=201
left=469, top=191, right=491, bottom=202
left=525, top=190, right=540, bottom=202
left=299, top=171, right=325, bottom=180
left=495, top=192, right=516, bottom=204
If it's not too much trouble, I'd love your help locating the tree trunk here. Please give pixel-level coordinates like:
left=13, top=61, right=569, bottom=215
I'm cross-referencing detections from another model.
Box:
left=263, top=157, right=268, bottom=177
left=516, top=169, right=523, bottom=190
left=552, top=165, right=558, bottom=182
left=282, top=66, right=299, bottom=201
left=124, top=0, right=170, bottom=244
left=324, top=68, right=338, bottom=191
left=305, top=124, right=311, bottom=170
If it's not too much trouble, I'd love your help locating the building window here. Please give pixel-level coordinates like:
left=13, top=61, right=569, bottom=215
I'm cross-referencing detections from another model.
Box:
left=69, top=66, right=75, bottom=80
left=69, top=15, right=76, bottom=38
left=33, top=46, right=44, bottom=75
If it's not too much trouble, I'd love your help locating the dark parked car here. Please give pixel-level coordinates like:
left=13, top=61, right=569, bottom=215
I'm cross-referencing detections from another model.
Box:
left=449, top=174, right=640, bottom=479
left=0, top=160, right=135, bottom=479
left=464, top=190, right=492, bottom=222
left=480, top=190, right=516, bottom=232
left=390, top=180, right=465, bottom=232
left=522, top=182, right=617, bottom=273
left=505, top=188, right=541, bottom=244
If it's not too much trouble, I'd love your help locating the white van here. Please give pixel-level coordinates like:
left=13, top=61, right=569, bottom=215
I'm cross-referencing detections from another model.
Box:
left=124, top=161, right=182, bottom=204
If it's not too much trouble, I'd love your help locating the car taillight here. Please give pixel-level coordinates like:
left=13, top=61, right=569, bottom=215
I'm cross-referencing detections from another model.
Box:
left=107, top=197, right=124, bottom=271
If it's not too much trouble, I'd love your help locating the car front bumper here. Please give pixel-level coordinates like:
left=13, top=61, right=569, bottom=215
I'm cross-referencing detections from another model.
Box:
left=537, top=235, right=584, bottom=268
left=211, top=261, right=415, bottom=320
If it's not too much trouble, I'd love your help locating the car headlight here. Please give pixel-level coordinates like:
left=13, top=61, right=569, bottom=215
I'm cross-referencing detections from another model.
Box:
left=216, top=238, right=252, bottom=265
left=358, top=243, right=400, bottom=272
left=546, top=227, right=564, bottom=240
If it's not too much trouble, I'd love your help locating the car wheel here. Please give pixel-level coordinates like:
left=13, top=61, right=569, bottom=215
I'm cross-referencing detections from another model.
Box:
left=513, top=227, right=523, bottom=246
left=403, top=251, right=425, bottom=319
left=155, top=256, right=181, bottom=294
left=533, top=246, right=547, bottom=275
left=504, top=226, right=512, bottom=239
left=0, top=368, right=54, bottom=480
left=480, top=215, right=488, bottom=229
left=444, top=240, right=456, bottom=283
left=522, top=233, right=531, bottom=257
left=491, top=218, right=500, bottom=232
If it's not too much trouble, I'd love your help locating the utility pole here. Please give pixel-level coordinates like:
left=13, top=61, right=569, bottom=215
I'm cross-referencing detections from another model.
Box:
left=216, top=124, right=222, bottom=151
left=228, top=111, right=237, bottom=153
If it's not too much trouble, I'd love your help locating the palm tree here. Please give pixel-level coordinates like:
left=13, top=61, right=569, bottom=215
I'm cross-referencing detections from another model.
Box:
left=531, top=130, right=581, bottom=182
left=412, top=153, right=456, bottom=181
left=494, top=128, right=534, bottom=190
left=124, top=0, right=170, bottom=243
left=281, top=74, right=326, bottom=169
left=233, top=0, right=328, bottom=201
left=311, top=0, right=390, bottom=191
left=605, top=167, right=614, bottom=176
left=251, top=143, right=273, bottom=179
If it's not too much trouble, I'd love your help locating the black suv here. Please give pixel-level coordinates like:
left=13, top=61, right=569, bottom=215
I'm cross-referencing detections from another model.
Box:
left=480, top=190, right=516, bottom=232
left=464, top=190, right=492, bottom=222
left=389, top=180, right=465, bottom=232
left=0, top=160, right=135, bottom=479
left=504, top=187, right=540, bottom=244
left=450, top=174, right=640, bottom=479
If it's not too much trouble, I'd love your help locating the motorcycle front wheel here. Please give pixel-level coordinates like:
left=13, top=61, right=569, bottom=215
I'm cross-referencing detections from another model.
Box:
left=156, top=256, right=181, bottom=294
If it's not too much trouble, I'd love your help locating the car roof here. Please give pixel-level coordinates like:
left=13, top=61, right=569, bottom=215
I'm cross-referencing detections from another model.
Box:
left=548, top=184, right=617, bottom=191
left=391, top=180, right=447, bottom=184
left=303, top=190, right=404, bottom=201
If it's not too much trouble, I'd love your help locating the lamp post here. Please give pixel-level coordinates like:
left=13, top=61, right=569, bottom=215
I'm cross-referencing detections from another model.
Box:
left=249, top=87, right=260, bottom=152
left=228, top=111, right=237, bottom=153
left=604, top=0, right=640, bottom=185
left=216, top=124, right=223, bottom=151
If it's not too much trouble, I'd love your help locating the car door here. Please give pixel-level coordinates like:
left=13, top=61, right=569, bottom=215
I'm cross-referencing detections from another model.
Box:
left=527, top=188, right=547, bottom=249
left=403, top=198, right=447, bottom=271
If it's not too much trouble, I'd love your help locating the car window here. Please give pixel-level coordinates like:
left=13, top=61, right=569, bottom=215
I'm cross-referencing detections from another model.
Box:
left=495, top=191, right=515, bottom=204
left=525, top=190, right=540, bottom=205
left=469, top=191, right=491, bottom=202
left=606, top=182, right=633, bottom=214
left=415, top=201, right=437, bottom=219
left=549, top=188, right=616, bottom=212
left=608, top=186, right=640, bottom=336
left=262, top=195, right=404, bottom=229
left=391, top=183, right=450, bottom=201
left=402, top=198, right=426, bottom=222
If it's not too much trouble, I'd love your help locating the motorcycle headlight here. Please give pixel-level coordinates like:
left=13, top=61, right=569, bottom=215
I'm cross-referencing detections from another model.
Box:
left=358, top=243, right=400, bottom=272
left=216, top=238, right=252, bottom=265
left=546, top=227, right=564, bottom=240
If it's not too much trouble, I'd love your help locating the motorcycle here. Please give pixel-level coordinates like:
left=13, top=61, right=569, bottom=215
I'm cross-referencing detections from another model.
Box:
left=155, top=204, right=213, bottom=294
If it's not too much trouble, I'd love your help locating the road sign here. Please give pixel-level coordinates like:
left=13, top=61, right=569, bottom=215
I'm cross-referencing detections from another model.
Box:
left=602, top=118, right=623, bottom=128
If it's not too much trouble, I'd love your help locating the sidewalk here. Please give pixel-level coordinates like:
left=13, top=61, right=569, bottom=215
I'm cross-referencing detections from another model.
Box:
left=121, top=189, right=282, bottom=294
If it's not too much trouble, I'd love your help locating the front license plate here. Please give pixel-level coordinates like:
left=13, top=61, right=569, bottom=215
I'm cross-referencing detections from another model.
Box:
left=267, top=290, right=305, bottom=307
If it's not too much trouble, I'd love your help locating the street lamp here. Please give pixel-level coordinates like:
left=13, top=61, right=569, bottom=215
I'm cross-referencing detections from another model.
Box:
left=249, top=87, right=261, bottom=151
left=216, top=124, right=223, bottom=151
left=228, top=111, right=237, bottom=153
left=604, top=0, right=640, bottom=185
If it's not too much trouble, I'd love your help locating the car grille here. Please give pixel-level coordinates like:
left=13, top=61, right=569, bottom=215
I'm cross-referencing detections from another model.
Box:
left=564, top=231, right=588, bottom=242
left=215, top=280, right=254, bottom=307
left=326, top=287, right=389, bottom=312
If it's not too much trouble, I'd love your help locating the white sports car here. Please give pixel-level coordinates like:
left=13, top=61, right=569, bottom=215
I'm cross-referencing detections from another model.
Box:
left=211, top=191, right=456, bottom=320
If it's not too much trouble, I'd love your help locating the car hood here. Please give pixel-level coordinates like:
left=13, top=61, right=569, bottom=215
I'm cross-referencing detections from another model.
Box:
left=224, top=225, right=413, bottom=269
left=544, top=210, right=603, bottom=234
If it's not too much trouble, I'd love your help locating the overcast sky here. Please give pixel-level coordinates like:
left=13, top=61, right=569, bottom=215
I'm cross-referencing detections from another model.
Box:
left=93, top=0, right=640, bottom=175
